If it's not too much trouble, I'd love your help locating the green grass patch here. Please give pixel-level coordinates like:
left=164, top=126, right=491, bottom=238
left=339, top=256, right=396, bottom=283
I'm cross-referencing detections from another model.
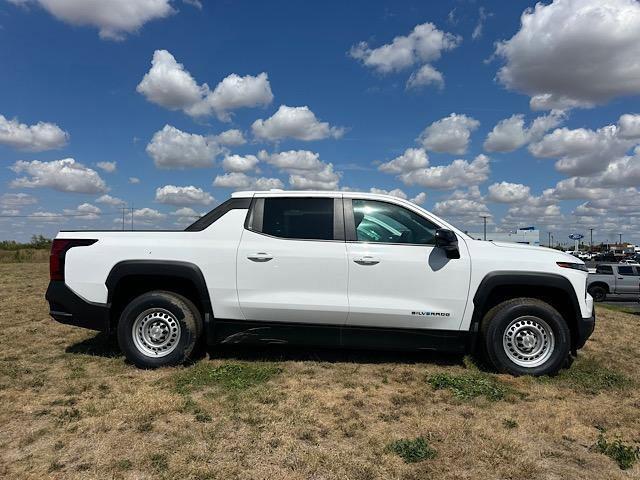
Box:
left=173, top=362, right=282, bottom=394
left=502, top=419, right=518, bottom=429
left=595, top=434, right=640, bottom=470
left=427, top=370, right=514, bottom=401
left=599, top=303, right=640, bottom=316
left=149, top=453, right=169, bottom=473
left=386, top=436, right=437, bottom=463
left=542, top=358, right=630, bottom=394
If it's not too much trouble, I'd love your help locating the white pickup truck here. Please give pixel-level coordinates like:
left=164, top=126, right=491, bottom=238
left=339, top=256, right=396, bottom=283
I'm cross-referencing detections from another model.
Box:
left=46, top=190, right=595, bottom=376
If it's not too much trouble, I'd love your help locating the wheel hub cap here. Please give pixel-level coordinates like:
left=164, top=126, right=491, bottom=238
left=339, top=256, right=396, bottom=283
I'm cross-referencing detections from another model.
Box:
left=503, top=316, right=555, bottom=368
left=132, top=309, right=181, bottom=357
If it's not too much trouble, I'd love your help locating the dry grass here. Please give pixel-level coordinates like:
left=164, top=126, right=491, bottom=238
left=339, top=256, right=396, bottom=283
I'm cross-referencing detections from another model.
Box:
left=1, top=262, right=640, bottom=479
left=0, top=249, right=48, bottom=264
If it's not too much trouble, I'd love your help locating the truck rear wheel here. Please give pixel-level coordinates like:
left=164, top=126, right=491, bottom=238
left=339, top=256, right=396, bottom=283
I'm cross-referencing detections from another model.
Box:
left=480, top=298, right=570, bottom=376
left=117, top=291, right=202, bottom=368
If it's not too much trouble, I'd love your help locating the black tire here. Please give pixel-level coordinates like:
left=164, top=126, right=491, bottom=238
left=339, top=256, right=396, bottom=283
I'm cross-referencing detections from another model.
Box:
left=480, top=297, right=570, bottom=376
left=117, top=290, right=202, bottom=369
left=588, top=285, right=607, bottom=302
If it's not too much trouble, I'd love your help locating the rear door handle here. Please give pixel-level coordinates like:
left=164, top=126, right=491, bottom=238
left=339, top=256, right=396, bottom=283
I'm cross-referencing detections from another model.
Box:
left=247, top=253, right=273, bottom=262
left=354, top=256, right=380, bottom=265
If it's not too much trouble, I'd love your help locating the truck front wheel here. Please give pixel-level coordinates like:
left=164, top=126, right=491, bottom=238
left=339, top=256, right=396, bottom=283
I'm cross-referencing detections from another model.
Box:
left=587, top=285, right=606, bottom=302
left=480, top=298, right=570, bottom=376
left=117, top=291, right=203, bottom=368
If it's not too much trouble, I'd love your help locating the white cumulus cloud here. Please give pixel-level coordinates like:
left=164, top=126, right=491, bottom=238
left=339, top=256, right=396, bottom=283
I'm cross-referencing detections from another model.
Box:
left=0, top=114, right=69, bottom=151
left=399, top=154, right=490, bottom=190
left=494, top=0, right=640, bottom=110
left=252, top=105, right=345, bottom=142
left=12, top=0, right=176, bottom=41
left=406, top=64, right=444, bottom=90
left=222, top=154, right=259, bottom=173
left=487, top=182, right=531, bottom=203
left=96, top=194, right=126, bottom=207
left=483, top=111, right=565, bottom=153
left=418, top=113, right=480, bottom=155
left=137, top=50, right=273, bottom=120
left=378, top=148, right=429, bottom=174
left=0, top=193, right=38, bottom=208
left=289, top=163, right=340, bottom=190
left=96, top=161, right=117, bottom=173
left=155, top=185, right=214, bottom=206
left=146, top=125, right=222, bottom=169
left=213, top=172, right=283, bottom=190
left=258, top=149, right=324, bottom=171
left=528, top=115, right=639, bottom=175
left=618, top=114, right=640, bottom=139
left=214, top=129, right=246, bottom=146
left=10, top=158, right=108, bottom=194
left=349, top=21, right=460, bottom=88
left=369, top=188, right=427, bottom=205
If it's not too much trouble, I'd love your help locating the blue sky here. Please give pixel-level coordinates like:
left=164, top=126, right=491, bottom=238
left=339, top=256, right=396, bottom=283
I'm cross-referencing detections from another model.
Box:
left=1, top=0, right=640, bottom=244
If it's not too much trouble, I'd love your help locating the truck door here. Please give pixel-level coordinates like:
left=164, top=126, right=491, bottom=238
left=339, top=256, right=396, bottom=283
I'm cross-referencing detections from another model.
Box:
left=616, top=266, right=640, bottom=294
left=236, top=195, right=349, bottom=325
left=343, top=197, right=471, bottom=332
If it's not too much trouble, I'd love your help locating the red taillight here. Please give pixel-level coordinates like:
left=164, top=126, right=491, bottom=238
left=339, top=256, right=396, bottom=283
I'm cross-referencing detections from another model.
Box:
left=50, top=239, right=97, bottom=281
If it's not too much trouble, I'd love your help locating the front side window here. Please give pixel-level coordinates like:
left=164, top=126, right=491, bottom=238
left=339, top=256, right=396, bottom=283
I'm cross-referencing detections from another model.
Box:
left=259, top=197, right=334, bottom=240
left=596, top=265, right=613, bottom=274
left=351, top=199, right=438, bottom=245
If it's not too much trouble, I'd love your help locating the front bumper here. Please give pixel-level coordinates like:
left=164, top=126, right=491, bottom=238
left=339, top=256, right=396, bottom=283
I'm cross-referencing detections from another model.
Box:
left=45, top=281, right=111, bottom=332
left=574, top=308, right=596, bottom=352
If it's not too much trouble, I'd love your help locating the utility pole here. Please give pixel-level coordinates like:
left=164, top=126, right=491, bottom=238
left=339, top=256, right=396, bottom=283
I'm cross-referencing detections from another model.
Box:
left=548, top=232, right=551, bottom=248
left=479, top=215, right=489, bottom=240
left=121, top=207, right=127, bottom=231
left=589, top=228, right=594, bottom=253
left=131, top=206, right=134, bottom=231
left=618, top=233, right=622, bottom=245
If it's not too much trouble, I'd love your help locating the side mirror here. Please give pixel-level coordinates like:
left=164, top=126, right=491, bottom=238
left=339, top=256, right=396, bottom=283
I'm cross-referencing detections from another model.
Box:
left=435, top=228, right=460, bottom=259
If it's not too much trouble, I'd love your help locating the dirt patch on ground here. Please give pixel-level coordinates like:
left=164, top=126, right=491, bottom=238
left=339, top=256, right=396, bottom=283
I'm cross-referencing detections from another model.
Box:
left=1, top=263, right=639, bottom=479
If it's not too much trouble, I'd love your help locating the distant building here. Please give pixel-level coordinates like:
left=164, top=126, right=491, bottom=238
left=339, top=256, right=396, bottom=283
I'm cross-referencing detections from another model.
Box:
left=608, top=243, right=638, bottom=255
left=466, top=228, right=540, bottom=245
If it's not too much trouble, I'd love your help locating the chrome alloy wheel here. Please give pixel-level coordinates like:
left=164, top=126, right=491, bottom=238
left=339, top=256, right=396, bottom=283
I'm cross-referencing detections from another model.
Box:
left=502, top=316, right=555, bottom=368
left=132, top=308, right=181, bottom=357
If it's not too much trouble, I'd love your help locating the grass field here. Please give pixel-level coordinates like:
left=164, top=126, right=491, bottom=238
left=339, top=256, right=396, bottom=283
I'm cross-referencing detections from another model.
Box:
left=1, top=262, right=639, bottom=479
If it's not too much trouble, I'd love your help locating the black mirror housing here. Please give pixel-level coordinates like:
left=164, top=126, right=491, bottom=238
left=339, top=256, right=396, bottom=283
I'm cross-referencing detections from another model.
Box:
left=435, top=229, right=460, bottom=259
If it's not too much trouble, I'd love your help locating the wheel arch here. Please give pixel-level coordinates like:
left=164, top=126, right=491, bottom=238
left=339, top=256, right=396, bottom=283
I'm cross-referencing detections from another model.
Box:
left=106, top=260, right=213, bottom=331
left=471, top=271, right=582, bottom=351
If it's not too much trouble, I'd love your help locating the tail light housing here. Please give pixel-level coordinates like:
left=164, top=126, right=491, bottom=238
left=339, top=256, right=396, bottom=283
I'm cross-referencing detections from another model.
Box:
left=50, top=239, right=97, bottom=281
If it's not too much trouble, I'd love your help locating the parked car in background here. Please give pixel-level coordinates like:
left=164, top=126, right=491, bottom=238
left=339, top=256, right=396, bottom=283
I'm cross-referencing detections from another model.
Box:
left=587, top=264, right=640, bottom=302
left=619, top=258, right=639, bottom=265
left=594, top=251, right=617, bottom=262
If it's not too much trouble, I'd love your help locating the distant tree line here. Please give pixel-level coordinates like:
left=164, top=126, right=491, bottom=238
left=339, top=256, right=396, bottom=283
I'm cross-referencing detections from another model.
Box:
left=0, top=235, right=52, bottom=250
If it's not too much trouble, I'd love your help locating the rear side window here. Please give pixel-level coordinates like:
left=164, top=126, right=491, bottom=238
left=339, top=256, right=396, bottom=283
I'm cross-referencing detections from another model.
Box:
left=596, top=265, right=613, bottom=274
left=618, top=266, right=638, bottom=276
left=252, top=197, right=335, bottom=241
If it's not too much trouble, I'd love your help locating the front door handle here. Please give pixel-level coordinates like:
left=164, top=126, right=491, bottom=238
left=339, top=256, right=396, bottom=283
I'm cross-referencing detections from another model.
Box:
left=247, top=253, right=273, bottom=262
left=353, top=256, right=380, bottom=265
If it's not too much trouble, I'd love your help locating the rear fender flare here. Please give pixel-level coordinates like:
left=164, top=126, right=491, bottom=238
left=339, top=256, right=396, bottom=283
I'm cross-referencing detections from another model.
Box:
left=105, top=260, right=213, bottom=317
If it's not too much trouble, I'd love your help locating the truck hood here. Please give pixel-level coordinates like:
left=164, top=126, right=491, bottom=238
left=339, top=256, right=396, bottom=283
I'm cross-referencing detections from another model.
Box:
left=491, top=241, right=582, bottom=262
